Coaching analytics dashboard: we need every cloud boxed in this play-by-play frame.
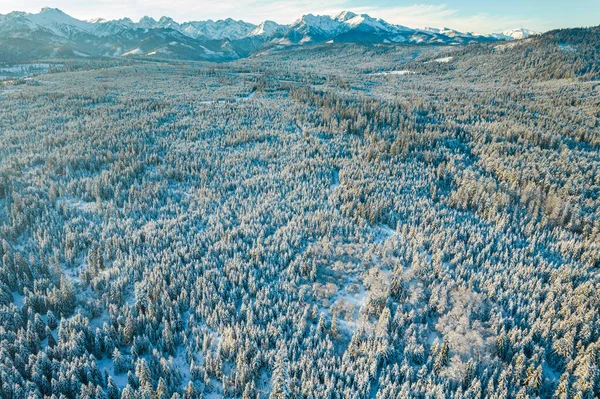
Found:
[350,4,546,33]
[0,0,549,32]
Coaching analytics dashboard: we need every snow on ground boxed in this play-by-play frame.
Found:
[542,361,560,382]
[200,46,216,55]
[40,329,59,350]
[200,91,255,105]
[0,63,57,81]
[427,330,441,345]
[330,169,340,191]
[64,265,82,284]
[374,224,397,243]
[11,291,25,307]
[238,91,255,101]
[171,346,194,385]
[336,282,367,306]
[199,99,226,105]
[57,196,98,213]
[0,84,22,94]
[257,369,272,397]
[494,42,521,51]
[122,48,143,56]
[0,63,51,74]
[89,309,110,329]
[371,70,413,76]
[204,379,225,399]
[434,56,453,63]
[96,357,128,388]
[559,43,576,52]
[328,280,368,332]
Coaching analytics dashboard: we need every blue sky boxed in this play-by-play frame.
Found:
[2,0,598,33]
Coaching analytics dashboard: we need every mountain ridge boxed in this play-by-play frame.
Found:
[0,7,541,62]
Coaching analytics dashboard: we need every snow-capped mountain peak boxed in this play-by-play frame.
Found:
[487,28,540,41]
[26,7,94,37]
[138,16,158,29]
[289,11,412,41]
[39,7,63,15]
[292,14,343,35]
[249,20,281,37]
[180,18,256,40]
[0,7,543,61]
[502,28,539,40]
[334,11,358,22]
[343,13,404,33]
[87,17,108,24]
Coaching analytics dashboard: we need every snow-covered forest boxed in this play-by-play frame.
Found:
[0,28,599,399]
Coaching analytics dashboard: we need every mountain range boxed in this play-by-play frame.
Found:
[0,7,540,62]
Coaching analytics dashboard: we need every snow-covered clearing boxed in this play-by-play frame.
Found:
[434,56,453,63]
[11,291,25,307]
[172,347,194,384]
[330,169,340,191]
[0,63,52,74]
[427,330,441,345]
[327,279,368,333]
[57,196,98,213]
[122,48,143,56]
[199,91,255,105]
[371,70,413,76]
[542,361,560,382]
[374,224,397,243]
[559,43,576,52]
[96,357,128,388]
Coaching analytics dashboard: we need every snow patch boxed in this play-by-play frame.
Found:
[427,330,441,345]
[371,70,413,76]
[122,48,143,56]
[330,169,340,191]
[559,43,576,52]
[374,224,397,243]
[96,357,128,388]
[171,347,193,386]
[199,91,255,105]
[11,291,25,307]
[57,196,98,213]
[542,361,560,382]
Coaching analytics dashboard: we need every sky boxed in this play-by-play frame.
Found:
[2,0,598,33]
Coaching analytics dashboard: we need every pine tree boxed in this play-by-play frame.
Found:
[330,315,339,338]
[156,377,169,399]
[270,351,290,399]
[107,377,119,399]
[135,358,152,388]
[242,381,256,399]
[183,381,199,399]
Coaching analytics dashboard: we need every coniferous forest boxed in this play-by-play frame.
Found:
[0,26,599,399]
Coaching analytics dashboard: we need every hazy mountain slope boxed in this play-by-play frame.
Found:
[492,28,540,40]
[425,25,600,82]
